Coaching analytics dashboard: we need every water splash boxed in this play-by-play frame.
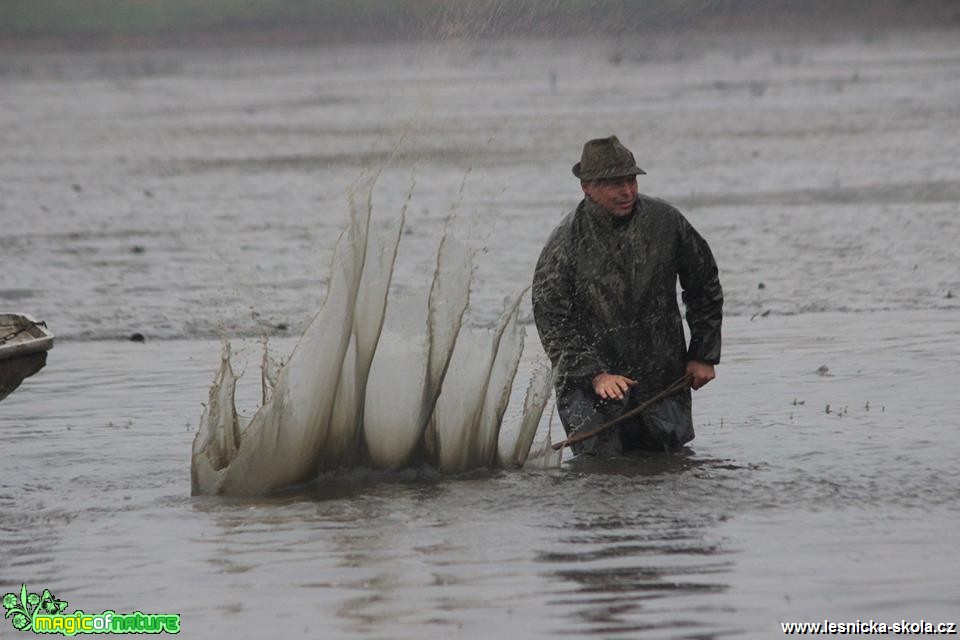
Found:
[191,179,553,496]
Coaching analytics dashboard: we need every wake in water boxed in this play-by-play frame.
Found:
[191,179,558,496]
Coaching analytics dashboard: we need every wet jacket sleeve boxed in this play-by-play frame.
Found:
[532,234,607,389]
[676,216,723,364]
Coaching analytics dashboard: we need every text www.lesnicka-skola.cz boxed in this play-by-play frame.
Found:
[781,620,957,635]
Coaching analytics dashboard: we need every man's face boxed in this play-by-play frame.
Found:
[581,175,638,216]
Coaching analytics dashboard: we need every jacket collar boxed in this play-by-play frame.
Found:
[582,197,639,230]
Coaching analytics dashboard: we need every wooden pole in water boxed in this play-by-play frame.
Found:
[551,373,693,450]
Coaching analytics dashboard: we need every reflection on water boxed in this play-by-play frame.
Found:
[194,450,749,638]
[563,448,744,477]
[541,454,739,637]
[543,516,733,637]
[182,457,743,638]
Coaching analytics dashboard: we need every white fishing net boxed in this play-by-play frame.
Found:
[191,180,555,496]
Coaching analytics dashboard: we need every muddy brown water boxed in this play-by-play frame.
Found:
[2,29,959,638]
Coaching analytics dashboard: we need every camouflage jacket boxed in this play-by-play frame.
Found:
[532,195,723,400]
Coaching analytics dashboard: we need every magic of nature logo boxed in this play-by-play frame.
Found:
[3,585,180,635]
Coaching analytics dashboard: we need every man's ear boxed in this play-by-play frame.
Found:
[581,180,591,197]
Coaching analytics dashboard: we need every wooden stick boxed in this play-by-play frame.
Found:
[551,373,692,450]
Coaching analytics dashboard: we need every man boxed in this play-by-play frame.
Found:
[532,135,722,455]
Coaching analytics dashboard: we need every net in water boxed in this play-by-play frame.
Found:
[191,182,555,496]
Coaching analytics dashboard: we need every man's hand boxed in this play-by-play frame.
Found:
[686,361,716,390]
[592,372,637,400]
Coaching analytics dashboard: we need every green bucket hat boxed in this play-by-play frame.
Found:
[572,135,646,180]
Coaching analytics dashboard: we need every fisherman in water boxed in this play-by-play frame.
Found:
[532,135,723,454]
